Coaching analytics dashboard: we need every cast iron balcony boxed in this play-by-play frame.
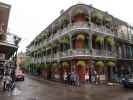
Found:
[92,49,116,58]
[60,49,91,58]
[0,33,20,47]
[48,21,114,43]
[90,23,114,36]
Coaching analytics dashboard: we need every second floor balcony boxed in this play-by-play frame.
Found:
[92,49,116,58]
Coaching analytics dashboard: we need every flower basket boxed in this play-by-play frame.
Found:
[62,36,69,44]
[106,36,114,46]
[76,61,86,67]
[96,36,104,45]
[92,9,103,23]
[61,16,69,28]
[106,61,115,67]
[95,61,104,68]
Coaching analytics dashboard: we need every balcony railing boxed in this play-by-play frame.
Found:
[49,22,89,42]
[33,48,117,63]
[92,49,116,57]
[49,21,114,42]
[0,33,19,46]
[60,49,91,58]
[90,23,114,35]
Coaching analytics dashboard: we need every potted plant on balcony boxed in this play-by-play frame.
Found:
[62,36,70,44]
[91,9,103,25]
[95,36,104,45]
[105,36,114,47]
[103,13,112,25]
[61,16,69,29]
[75,34,85,49]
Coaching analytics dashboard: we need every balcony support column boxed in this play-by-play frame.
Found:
[69,34,72,49]
[89,33,92,54]
[88,8,91,25]
[122,44,126,58]
[68,11,72,25]
[57,44,60,62]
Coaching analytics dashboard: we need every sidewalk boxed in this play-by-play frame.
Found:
[27,74,120,87]
[27,74,66,86]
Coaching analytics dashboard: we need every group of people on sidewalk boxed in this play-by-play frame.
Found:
[63,72,80,86]
[63,70,105,86]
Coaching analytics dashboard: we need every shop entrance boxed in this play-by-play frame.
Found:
[76,65,85,81]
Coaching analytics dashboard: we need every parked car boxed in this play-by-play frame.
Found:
[15,70,24,81]
[121,76,133,88]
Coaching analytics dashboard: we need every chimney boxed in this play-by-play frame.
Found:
[60,9,64,15]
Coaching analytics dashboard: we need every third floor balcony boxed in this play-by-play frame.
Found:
[48,21,114,43]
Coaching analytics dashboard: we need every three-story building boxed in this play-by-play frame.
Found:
[27,4,133,82]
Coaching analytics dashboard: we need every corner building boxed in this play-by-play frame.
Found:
[27,4,133,82]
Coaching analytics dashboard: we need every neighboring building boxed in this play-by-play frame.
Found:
[17,52,31,71]
[0,2,20,72]
[17,52,26,68]
[27,4,133,82]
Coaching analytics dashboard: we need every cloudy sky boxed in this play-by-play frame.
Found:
[1,0,133,52]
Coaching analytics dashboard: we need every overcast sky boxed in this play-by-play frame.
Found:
[0,0,133,52]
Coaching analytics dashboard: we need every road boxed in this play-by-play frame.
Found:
[0,75,133,100]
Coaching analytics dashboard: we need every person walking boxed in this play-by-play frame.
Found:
[85,72,89,83]
[91,70,97,84]
[63,72,67,84]
[70,72,74,85]
[75,73,80,87]
[66,72,71,85]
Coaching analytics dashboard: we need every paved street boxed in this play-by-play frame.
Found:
[0,76,133,100]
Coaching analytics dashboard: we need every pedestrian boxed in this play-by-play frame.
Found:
[63,72,67,84]
[70,72,75,86]
[75,73,80,87]
[91,70,97,84]
[85,72,89,83]
[66,72,71,85]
